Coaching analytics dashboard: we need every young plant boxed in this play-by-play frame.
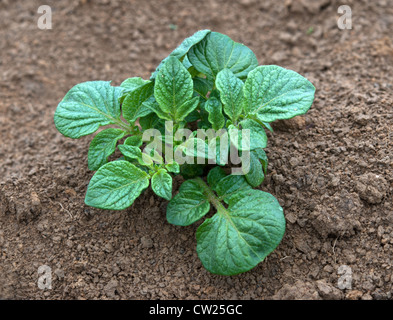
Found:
[54,30,315,275]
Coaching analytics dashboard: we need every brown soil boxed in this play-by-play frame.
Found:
[1,0,392,300]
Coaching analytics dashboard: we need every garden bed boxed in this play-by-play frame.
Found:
[0,0,392,299]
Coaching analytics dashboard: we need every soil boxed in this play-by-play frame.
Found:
[0,0,392,300]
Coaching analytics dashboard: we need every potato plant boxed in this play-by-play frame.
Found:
[54,30,315,275]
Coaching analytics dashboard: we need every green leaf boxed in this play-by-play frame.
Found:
[177,179,199,193]
[146,149,164,165]
[197,101,211,129]
[119,143,162,166]
[176,96,200,122]
[54,81,124,139]
[151,169,173,200]
[151,29,211,79]
[204,97,225,130]
[209,89,221,100]
[182,55,193,70]
[184,109,201,123]
[196,189,285,275]
[181,137,213,160]
[118,144,142,161]
[122,82,154,123]
[243,65,315,122]
[165,161,180,174]
[124,135,143,148]
[207,167,227,189]
[253,148,268,174]
[154,57,196,122]
[88,128,125,171]
[188,32,258,81]
[167,180,210,226]
[85,161,150,210]
[208,135,229,166]
[214,174,252,202]
[119,77,150,104]
[215,69,244,123]
[143,96,172,121]
[193,77,212,100]
[139,112,166,133]
[180,164,204,179]
[261,121,273,132]
[228,125,250,151]
[244,151,264,187]
[239,119,267,149]
[120,77,149,91]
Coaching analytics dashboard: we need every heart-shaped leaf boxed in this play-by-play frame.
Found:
[196,189,285,275]
[88,128,125,171]
[85,161,150,210]
[122,81,154,123]
[243,65,315,122]
[167,180,210,226]
[188,32,258,81]
[151,29,211,79]
[151,169,173,200]
[54,81,123,138]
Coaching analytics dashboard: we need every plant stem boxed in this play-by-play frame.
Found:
[195,177,226,214]
[247,114,264,125]
[115,119,133,134]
